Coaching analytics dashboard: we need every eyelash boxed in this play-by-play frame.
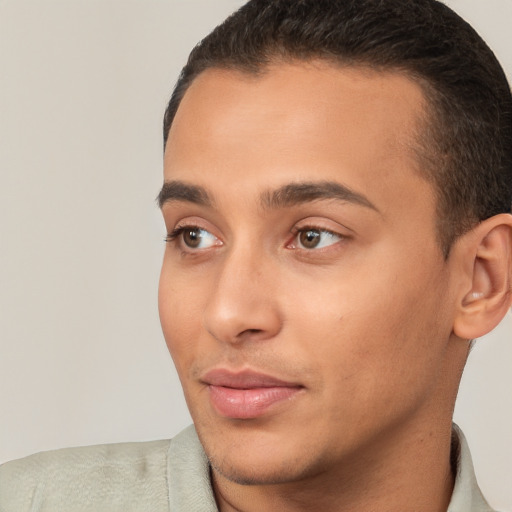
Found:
[164,226,189,243]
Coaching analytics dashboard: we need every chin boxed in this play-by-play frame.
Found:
[197,421,327,486]
[209,451,315,486]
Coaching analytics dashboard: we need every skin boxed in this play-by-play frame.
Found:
[158,61,508,511]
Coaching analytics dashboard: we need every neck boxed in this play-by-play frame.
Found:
[212,419,456,512]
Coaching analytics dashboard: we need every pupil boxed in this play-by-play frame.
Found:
[184,229,201,248]
[300,230,320,248]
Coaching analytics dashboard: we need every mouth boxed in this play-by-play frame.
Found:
[201,369,304,419]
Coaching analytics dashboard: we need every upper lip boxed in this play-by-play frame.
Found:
[201,369,302,389]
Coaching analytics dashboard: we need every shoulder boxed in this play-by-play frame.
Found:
[0,438,172,512]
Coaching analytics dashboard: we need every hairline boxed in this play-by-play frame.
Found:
[165,56,464,257]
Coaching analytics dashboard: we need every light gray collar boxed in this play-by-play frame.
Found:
[167,425,218,511]
[448,424,495,511]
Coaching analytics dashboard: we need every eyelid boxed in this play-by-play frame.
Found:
[166,216,218,238]
[291,217,351,237]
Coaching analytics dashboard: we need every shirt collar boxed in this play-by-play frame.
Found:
[448,424,495,511]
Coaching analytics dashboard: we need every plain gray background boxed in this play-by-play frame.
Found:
[0,1,511,509]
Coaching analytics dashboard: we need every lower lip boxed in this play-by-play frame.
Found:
[208,385,302,419]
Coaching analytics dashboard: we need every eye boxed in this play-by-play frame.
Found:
[166,226,221,250]
[292,228,343,250]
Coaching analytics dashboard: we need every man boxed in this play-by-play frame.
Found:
[1,0,511,510]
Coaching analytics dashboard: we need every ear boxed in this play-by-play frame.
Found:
[453,213,512,340]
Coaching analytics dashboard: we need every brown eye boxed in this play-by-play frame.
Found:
[295,228,342,250]
[299,229,321,249]
[170,226,220,250]
[183,228,202,248]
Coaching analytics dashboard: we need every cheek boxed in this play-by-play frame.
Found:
[284,247,452,396]
[158,265,204,370]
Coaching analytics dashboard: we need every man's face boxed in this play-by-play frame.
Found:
[159,62,460,484]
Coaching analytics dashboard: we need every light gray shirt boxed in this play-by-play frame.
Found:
[0,424,498,511]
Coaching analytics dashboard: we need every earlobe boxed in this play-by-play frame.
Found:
[453,214,512,340]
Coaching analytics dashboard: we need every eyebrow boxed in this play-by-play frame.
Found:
[261,181,378,212]
[157,181,212,209]
[157,179,378,212]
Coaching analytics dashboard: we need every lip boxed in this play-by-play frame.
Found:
[202,369,304,419]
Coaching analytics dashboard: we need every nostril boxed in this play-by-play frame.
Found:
[235,328,265,341]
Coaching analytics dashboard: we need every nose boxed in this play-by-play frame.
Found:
[202,246,282,345]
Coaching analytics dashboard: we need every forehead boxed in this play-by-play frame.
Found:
[164,61,434,220]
